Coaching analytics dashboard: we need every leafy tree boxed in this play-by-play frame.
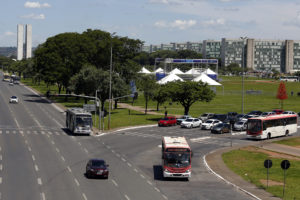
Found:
[276,81,288,109]
[137,74,157,114]
[152,84,169,111]
[167,81,215,115]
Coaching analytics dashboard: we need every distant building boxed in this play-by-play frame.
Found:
[17,24,32,60]
[17,24,24,60]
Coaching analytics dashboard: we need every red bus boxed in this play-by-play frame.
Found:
[162,136,192,179]
[247,114,298,139]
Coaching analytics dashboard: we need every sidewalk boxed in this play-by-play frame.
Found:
[205,139,300,200]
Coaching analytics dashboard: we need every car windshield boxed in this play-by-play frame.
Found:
[248,119,262,132]
[202,114,208,117]
[11,96,17,99]
[206,120,213,123]
[91,160,106,167]
[237,121,244,125]
[164,153,190,168]
[76,115,92,127]
[186,119,193,122]
[162,118,169,120]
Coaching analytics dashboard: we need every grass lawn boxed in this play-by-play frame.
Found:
[222,147,300,199]
[123,76,300,117]
[273,137,300,147]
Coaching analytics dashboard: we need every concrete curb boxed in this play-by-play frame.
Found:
[203,151,262,200]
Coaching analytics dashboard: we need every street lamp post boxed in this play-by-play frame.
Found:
[108,32,116,130]
[240,37,247,114]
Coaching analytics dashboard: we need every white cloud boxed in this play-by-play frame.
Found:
[154,19,197,30]
[24,1,51,8]
[4,31,15,36]
[203,18,226,26]
[21,13,45,20]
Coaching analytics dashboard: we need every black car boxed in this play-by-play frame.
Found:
[211,123,231,134]
[86,159,109,179]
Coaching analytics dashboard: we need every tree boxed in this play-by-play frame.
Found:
[167,81,215,115]
[276,81,288,109]
[152,84,169,111]
[137,74,157,114]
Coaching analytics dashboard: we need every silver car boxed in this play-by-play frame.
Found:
[233,120,247,131]
[201,119,222,130]
[9,96,19,103]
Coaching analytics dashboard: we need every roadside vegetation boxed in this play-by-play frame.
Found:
[273,137,300,147]
[222,147,300,199]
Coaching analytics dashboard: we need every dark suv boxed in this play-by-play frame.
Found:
[86,159,109,179]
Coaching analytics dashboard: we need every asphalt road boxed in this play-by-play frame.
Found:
[1,76,298,200]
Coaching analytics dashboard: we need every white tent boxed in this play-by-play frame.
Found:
[138,67,151,74]
[169,68,184,75]
[157,74,183,85]
[204,68,217,75]
[184,68,201,75]
[155,67,164,73]
[192,73,221,86]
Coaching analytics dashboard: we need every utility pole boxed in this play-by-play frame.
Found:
[108,32,116,130]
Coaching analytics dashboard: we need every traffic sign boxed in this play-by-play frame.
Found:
[264,159,273,168]
[83,104,96,112]
[281,160,290,170]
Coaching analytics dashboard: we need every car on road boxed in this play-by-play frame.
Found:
[158,116,177,126]
[198,113,214,122]
[86,159,109,179]
[233,120,248,131]
[272,109,284,114]
[282,111,296,115]
[261,112,276,117]
[181,118,202,128]
[211,123,231,134]
[9,96,18,103]
[201,119,222,130]
[176,115,192,125]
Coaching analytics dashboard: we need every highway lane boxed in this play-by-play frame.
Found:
[0,79,166,200]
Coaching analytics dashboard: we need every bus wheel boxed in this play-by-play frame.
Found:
[267,133,271,139]
[285,130,289,137]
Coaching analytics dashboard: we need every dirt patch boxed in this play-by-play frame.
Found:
[255,80,277,84]
[241,146,300,161]
[260,179,283,186]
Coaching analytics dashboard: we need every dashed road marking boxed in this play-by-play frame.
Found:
[124,194,130,200]
[162,194,168,199]
[154,187,160,192]
[0,177,2,184]
[40,192,46,200]
[32,155,36,161]
[84,148,88,153]
[121,158,126,162]
[51,141,55,145]
[61,156,65,161]
[116,154,120,157]
[74,178,80,186]
[67,166,72,172]
[37,178,42,185]
[56,148,60,153]
[28,147,32,152]
[112,179,118,187]
[140,174,145,179]
[34,165,39,171]
[0,165,2,171]
[127,162,132,167]
[147,180,153,185]
[134,168,138,173]
[82,193,88,200]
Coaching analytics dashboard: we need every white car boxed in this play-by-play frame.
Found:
[201,119,222,130]
[9,96,19,103]
[233,119,247,131]
[181,118,202,128]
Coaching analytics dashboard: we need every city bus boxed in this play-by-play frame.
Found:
[161,136,192,179]
[279,76,299,82]
[2,72,10,82]
[66,107,93,135]
[247,114,298,139]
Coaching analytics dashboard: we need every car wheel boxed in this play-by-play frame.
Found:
[267,133,271,140]
[285,130,289,137]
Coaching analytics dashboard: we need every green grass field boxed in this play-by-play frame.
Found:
[222,148,300,199]
[274,137,300,147]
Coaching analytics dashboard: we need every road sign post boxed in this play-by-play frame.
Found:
[281,160,290,198]
[264,159,273,188]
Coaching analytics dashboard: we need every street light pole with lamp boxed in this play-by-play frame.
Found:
[240,36,247,114]
[108,32,116,130]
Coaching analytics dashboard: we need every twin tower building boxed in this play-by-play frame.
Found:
[17,24,32,60]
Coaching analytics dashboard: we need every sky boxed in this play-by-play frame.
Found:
[1,0,300,47]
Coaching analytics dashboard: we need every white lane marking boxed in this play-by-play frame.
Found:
[0,164,2,171]
[0,155,2,160]
[37,178,42,185]
[190,136,211,142]
[56,148,60,153]
[61,156,65,161]
[154,187,160,192]
[0,147,1,151]
[40,192,46,200]
[106,145,111,149]
[74,178,80,186]
[28,147,32,152]
[32,155,36,161]
[134,168,138,173]
[14,119,20,128]
[0,177,2,184]
[78,142,82,146]
[111,179,118,187]
[5,130,9,134]
[48,131,52,135]
[34,119,42,128]
[51,141,55,145]
[111,150,115,153]
[55,132,60,136]
[140,174,145,179]
[35,165,39,171]
[127,162,132,167]
[13,130,16,134]
[82,193,88,200]
[20,130,24,134]
[162,194,168,199]
[67,166,72,172]
[47,134,50,138]
[0,130,2,134]
[121,158,126,162]
[116,154,120,157]
[41,131,45,135]
[124,195,130,200]
[147,180,153,185]
[84,148,88,153]
[25,140,28,144]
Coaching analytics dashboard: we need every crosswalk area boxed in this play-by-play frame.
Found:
[0,129,66,136]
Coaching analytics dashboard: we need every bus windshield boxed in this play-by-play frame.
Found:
[164,152,190,168]
[247,119,262,132]
[76,115,92,127]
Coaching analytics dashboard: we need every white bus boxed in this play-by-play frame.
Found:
[247,114,297,139]
[66,107,93,135]
[279,76,299,82]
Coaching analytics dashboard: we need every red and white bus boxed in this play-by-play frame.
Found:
[162,136,192,179]
[247,114,298,139]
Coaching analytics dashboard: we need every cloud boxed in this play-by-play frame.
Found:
[24,1,51,8]
[283,12,300,28]
[154,19,197,30]
[4,31,15,36]
[21,13,45,20]
[203,18,226,26]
